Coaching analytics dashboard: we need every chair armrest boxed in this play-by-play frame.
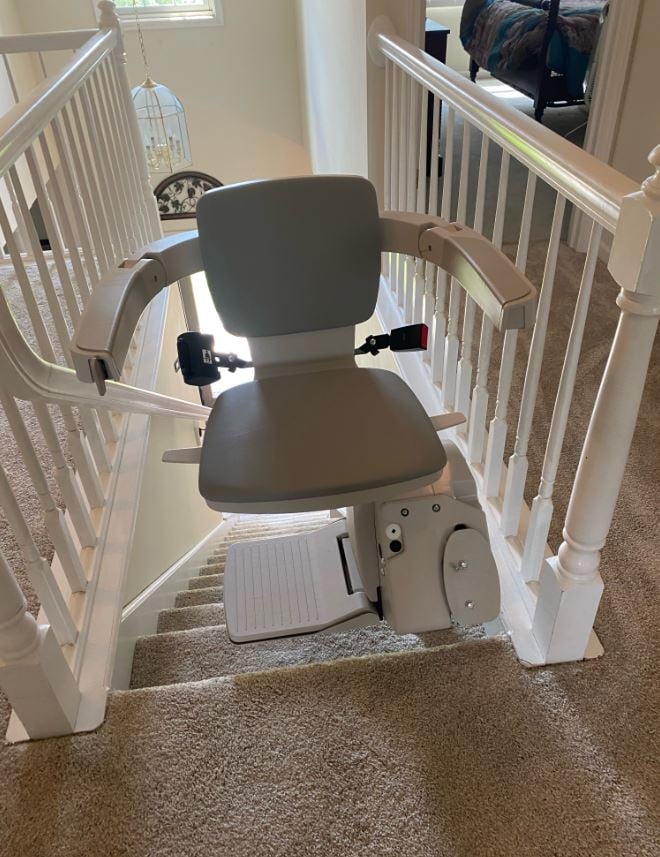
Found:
[71,231,203,392]
[379,212,537,330]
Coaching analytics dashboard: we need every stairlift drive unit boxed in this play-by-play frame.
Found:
[71,176,537,644]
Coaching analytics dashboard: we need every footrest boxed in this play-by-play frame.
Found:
[224,520,379,642]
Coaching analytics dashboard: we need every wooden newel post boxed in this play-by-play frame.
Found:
[0,552,80,739]
[97,0,161,239]
[532,147,660,663]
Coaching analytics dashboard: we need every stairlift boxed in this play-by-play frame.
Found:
[71,176,537,644]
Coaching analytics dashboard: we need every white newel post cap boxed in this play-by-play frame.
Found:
[608,146,660,299]
[97,0,120,29]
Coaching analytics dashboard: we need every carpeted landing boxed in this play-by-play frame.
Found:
[1,513,658,857]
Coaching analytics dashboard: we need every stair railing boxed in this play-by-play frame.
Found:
[0,2,209,741]
[369,22,659,665]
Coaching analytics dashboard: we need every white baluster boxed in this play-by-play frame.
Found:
[50,114,100,290]
[403,79,420,324]
[500,194,567,537]
[105,60,152,245]
[25,145,83,322]
[396,66,408,308]
[100,0,161,237]
[32,402,97,549]
[483,169,537,497]
[532,148,660,663]
[442,120,470,409]
[0,389,87,592]
[81,78,131,256]
[0,464,77,645]
[412,83,428,324]
[76,87,125,262]
[382,60,392,280]
[455,133,490,428]
[388,63,400,297]
[0,551,80,739]
[521,221,602,577]
[60,103,111,276]
[424,94,441,364]
[98,61,148,249]
[8,166,112,477]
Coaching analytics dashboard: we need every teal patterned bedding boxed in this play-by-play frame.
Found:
[460,0,605,98]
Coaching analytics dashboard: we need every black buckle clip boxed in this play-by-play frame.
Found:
[174,332,251,387]
[355,323,428,356]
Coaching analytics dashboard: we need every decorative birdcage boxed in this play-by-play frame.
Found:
[131,77,192,175]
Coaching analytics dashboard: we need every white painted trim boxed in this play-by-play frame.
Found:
[7,289,174,741]
[93,0,223,28]
[569,0,642,250]
[376,278,603,666]
[112,515,237,689]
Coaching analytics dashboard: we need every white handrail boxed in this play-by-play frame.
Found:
[0,293,209,421]
[0,29,116,180]
[375,32,637,233]
[0,30,98,54]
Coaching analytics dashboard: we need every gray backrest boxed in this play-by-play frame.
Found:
[196,175,382,337]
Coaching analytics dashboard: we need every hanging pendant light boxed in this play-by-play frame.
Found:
[130,2,192,175]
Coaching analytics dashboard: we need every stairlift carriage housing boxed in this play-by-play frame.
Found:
[71,176,537,643]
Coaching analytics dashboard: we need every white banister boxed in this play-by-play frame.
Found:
[532,152,660,662]
[371,21,658,666]
[0,29,116,179]
[0,550,80,739]
[375,32,637,232]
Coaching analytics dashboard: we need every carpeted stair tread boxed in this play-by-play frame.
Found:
[157,603,226,633]
[189,573,224,590]
[129,622,481,689]
[201,561,225,574]
[175,586,224,608]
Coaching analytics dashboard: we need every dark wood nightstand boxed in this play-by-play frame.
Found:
[425,19,450,176]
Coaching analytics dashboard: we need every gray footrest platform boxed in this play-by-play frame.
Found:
[224,520,379,642]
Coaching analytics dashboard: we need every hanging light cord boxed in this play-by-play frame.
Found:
[132,0,151,78]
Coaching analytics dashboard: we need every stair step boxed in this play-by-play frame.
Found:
[130,623,465,689]
[201,561,225,574]
[157,603,226,634]
[175,586,224,608]
[189,573,224,590]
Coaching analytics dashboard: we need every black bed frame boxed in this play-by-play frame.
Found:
[468,0,585,122]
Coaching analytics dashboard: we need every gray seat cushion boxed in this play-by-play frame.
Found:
[199,367,447,513]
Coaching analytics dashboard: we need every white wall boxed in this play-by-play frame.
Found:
[15,0,311,184]
[123,290,219,605]
[426,5,468,73]
[295,0,368,175]
[610,0,660,183]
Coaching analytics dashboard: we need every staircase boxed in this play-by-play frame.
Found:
[128,512,486,691]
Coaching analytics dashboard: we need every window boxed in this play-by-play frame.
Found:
[110,0,222,27]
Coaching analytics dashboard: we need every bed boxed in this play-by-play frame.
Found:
[460,0,606,121]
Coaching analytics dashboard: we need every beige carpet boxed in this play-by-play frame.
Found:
[0,239,658,856]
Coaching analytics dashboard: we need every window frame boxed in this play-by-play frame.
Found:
[97,0,223,29]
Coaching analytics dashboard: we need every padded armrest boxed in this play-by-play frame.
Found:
[380,212,537,330]
[71,231,203,392]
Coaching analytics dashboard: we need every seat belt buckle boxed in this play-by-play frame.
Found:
[389,323,428,352]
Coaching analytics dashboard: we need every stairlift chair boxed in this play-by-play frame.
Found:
[71,176,537,643]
